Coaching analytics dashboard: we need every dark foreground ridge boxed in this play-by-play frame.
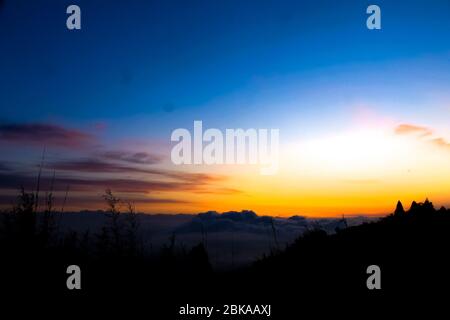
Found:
[1,191,449,315]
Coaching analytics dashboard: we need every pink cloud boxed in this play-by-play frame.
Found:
[395,123,450,149]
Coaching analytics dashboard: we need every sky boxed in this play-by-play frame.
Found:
[1,0,450,216]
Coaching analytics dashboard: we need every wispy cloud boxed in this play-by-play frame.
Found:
[395,124,432,137]
[49,158,165,176]
[0,169,236,195]
[0,123,93,148]
[0,122,239,210]
[395,123,450,150]
[47,158,227,184]
[101,150,162,165]
[430,137,450,149]
[0,172,189,193]
[192,187,243,195]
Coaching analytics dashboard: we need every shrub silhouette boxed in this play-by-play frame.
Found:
[0,186,214,293]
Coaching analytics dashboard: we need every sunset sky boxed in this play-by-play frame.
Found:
[1,0,450,216]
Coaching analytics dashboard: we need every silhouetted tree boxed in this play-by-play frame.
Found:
[423,198,434,213]
[102,189,123,255]
[409,201,420,214]
[395,200,405,216]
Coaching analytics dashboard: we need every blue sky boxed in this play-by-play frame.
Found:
[1,0,449,130]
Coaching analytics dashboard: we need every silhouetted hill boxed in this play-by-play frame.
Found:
[244,199,450,296]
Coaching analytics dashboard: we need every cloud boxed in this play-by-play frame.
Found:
[101,150,162,165]
[0,172,184,193]
[47,158,228,185]
[49,158,165,175]
[174,210,370,235]
[163,171,226,183]
[431,137,450,149]
[0,169,238,211]
[0,168,236,195]
[176,210,284,234]
[395,123,450,150]
[395,124,432,137]
[192,187,243,195]
[0,123,93,148]
[0,122,240,203]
